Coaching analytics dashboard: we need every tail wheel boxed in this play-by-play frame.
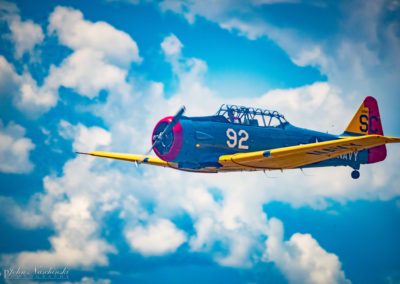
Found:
[351,170,360,179]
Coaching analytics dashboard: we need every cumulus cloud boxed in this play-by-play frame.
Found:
[159,0,247,25]
[8,18,44,59]
[48,6,141,67]
[252,82,346,133]
[161,34,183,56]
[0,196,45,229]
[13,46,132,116]
[1,123,119,268]
[264,218,350,284]
[13,196,116,268]
[0,0,44,59]
[0,7,55,116]
[45,48,132,99]
[0,5,141,117]
[0,120,35,174]
[0,56,58,116]
[59,120,112,151]
[15,72,59,115]
[61,277,111,284]
[0,55,20,99]
[21,5,140,114]
[125,218,187,256]
[76,278,111,284]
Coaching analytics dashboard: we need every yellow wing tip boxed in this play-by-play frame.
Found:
[387,137,400,143]
[75,151,91,155]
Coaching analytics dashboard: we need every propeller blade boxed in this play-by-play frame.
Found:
[144,145,155,156]
[158,106,186,138]
[170,106,186,127]
[144,106,186,156]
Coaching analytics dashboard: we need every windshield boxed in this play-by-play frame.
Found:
[216,105,288,128]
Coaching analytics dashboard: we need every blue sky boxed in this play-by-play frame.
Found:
[0,0,399,283]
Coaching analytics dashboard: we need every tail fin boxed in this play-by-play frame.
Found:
[344,96,386,163]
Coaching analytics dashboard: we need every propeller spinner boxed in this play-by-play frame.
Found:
[145,106,186,158]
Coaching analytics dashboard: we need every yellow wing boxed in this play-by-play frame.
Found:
[76,151,178,168]
[218,135,400,170]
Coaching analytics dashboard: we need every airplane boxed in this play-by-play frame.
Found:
[77,96,400,179]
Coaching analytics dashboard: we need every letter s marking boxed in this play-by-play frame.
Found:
[359,115,368,132]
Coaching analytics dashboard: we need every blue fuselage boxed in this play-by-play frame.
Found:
[171,116,367,170]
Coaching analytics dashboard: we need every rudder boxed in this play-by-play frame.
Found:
[344,96,386,163]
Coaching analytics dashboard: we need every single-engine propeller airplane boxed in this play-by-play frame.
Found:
[78,96,400,179]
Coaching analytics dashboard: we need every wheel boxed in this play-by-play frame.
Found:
[351,170,360,179]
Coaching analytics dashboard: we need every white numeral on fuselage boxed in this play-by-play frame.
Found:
[226,128,249,149]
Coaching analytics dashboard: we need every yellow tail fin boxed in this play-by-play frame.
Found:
[344,96,383,136]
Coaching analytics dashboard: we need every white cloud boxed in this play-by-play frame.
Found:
[61,277,111,284]
[159,0,246,25]
[8,18,44,59]
[45,48,132,99]
[14,196,116,268]
[161,34,183,56]
[13,46,132,116]
[264,218,350,284]
[253,82,347,133]
[14,5,140,116]
[252,0,299,4]
[0,0,44,59]
[1,123,118,268]
[0,0,18,16]
[292,46,328,69]
[124,218,187,256]
[0,5,141,117]
[59,120,112,152]
[0,12,54,116]
[158,34,218,116]
[48,6,141,67]
[76,278,111,284]
[15,72,58,115]
[0,58,57,116]
[0,55,20,98]
[219,18,272,40]
[0,55,57,116]
[0,120,35,174]
[0,196,45,229]
[215,234,258,268]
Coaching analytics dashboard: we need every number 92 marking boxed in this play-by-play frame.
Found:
[226,128,249,149]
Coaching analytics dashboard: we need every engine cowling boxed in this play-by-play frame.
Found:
[152,116,183,162]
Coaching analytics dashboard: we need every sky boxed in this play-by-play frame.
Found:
[0,0,399,283]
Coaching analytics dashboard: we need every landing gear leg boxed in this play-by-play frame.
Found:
[351,170,360,179]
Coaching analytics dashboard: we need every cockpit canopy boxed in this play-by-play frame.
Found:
[215,104,288,128]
